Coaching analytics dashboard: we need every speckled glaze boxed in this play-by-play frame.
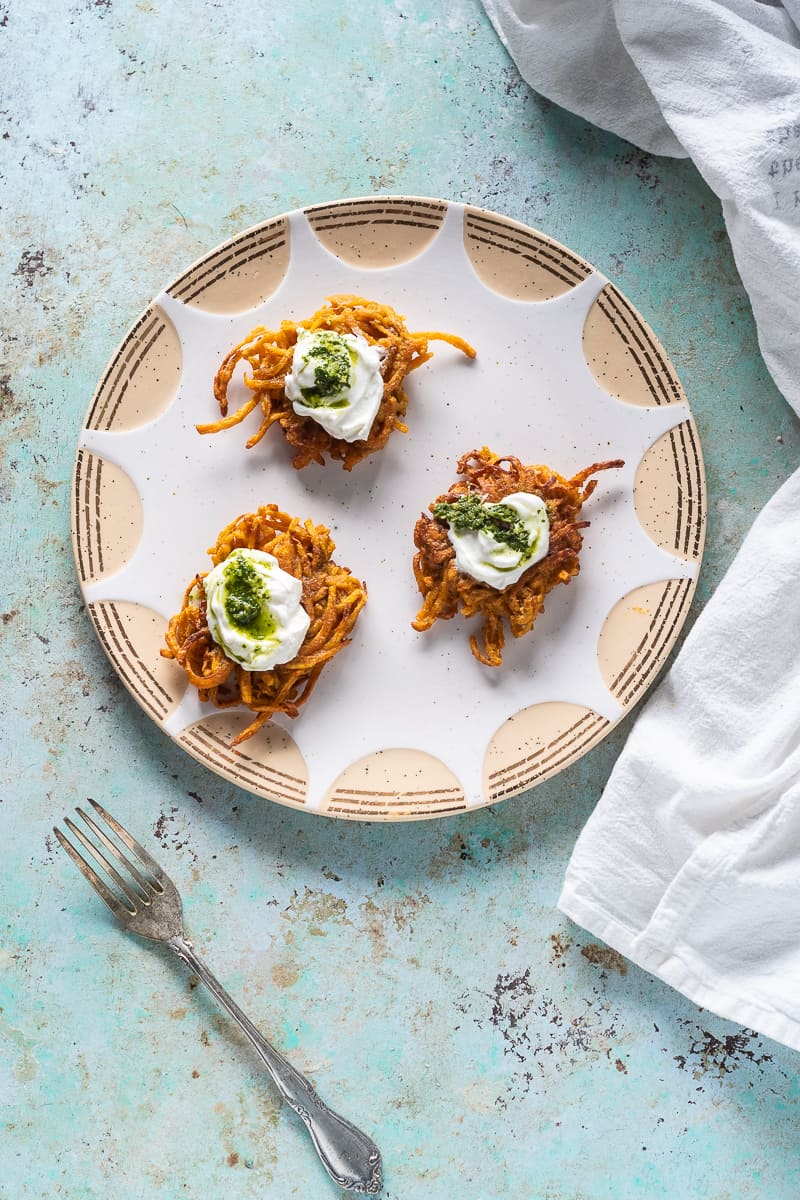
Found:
[3,2,800,1198]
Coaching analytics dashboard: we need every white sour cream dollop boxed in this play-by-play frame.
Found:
[285,328,385,443]
[204,548,310,671]
[447,492,550,590]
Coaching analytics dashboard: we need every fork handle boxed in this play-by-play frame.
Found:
[167,935,382,1194]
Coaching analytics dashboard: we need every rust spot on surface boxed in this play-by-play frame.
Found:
[191,1069,199,1078]
[200,1029,210,1047]
[549,932,573,966]
[270,962,299,989]
[615,1058,628,1074]
[227,1152,239,1167]
[428,832,475,876]
[581,943,628,975]
[672,1023,775,1081]
[467,964,624,1106]
[13,247,53,288]
[357,891,431,961]
[282,886,349,936]
[168,1007,187,1020]
[0,374,21,419]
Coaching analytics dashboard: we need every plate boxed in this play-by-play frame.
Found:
[71,196,705,821]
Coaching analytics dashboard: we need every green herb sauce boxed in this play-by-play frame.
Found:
[432,492,534,558]
[299,331,355,407]
[222,553,275,638]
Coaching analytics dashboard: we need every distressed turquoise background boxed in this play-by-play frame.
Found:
[2,2,800,1197]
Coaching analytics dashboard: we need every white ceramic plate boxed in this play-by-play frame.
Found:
[72,197,705,820]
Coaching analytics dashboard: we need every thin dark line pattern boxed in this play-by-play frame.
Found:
[464,216,589,288]
[169,221,287,298]
[617,579,692,708]
[179,731,306,806]
[90,603,169,723]
[488,711,603,784]
[684,419,705,558]
[177,239,288,306]
[309,218,441,234]
[180,735,307,806]
[333,785,463,798]
[93,455,104,575]
[103,601,176,709]
[465,213,591,277]
[328,804,466,818]
[328,793,466,809]
[183,726,307,802]
[88,310,161,430]
[73,450,88,582]
[103,318,167,431]
[488,719,611,801]
[199,725,306,791]
[609,580,677,694]
[306,198,446,220]
[671,432,690,552]
[465,231,583,289]
[608,286,683,405]
[82,449,96,579]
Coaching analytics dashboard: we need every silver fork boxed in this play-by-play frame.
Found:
[54,800,382,1194]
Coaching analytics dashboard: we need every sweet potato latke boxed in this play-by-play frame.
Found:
[162,506,367,744]
[412,447,624,667]
[198,294,475,470]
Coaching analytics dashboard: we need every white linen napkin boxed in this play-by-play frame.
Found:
[482,0,800,1050]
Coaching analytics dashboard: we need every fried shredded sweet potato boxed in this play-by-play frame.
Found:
[412,447,624,666]
[162,505,367,744]
[198,294,476,470]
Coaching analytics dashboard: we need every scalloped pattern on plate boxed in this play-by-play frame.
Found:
[72,196,705,821]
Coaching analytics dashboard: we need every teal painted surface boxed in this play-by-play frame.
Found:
[2,1,800,1197]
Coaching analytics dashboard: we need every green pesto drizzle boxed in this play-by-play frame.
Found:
[432,492,534,557]
[299,331,355,407]
[222,553,275,638]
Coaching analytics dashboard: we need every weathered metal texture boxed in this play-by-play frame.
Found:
[1,1,799,1198]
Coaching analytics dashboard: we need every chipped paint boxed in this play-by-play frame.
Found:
[671,1022,778,1083]
[580,942,629,976]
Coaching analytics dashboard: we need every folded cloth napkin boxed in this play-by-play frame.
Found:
[482,0,800,1050]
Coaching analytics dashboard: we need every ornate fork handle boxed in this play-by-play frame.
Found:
[168,935,382,1194]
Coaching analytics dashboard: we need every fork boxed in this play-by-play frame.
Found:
[54,800,382,1194]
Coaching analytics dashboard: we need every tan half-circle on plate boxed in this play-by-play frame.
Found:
[178,712,308,808]
[598,579,695,708]
[463,206,592,301]
[484,702,610,803]
[72,452,143,585]
[166,216,291,314]
[322,749,466,821]
[88,601,187,725]
[583,282,686,407]
[73,198,706,822]
[634,420,706,559]
[85,304,182,433]
[305,196,447,268]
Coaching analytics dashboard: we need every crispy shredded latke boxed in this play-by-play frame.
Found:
[162,506,367,745]
[198,294,476,470]
[412,447,625,667]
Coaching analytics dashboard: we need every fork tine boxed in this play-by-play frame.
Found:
[64,817,143,912]
[88,799,167,886]
[54,826,136,919]
[76,806,154,898]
